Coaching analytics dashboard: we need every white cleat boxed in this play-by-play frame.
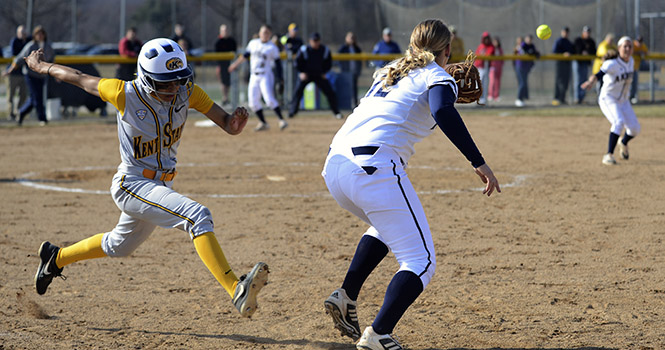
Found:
[602,153,617,165]
[356,326,403,350]
[618,140,629,160]
[254,122,270,132]
[278,119,288,130]
[232,262,270,318]
[324,288,361,340]
[334,113,344,120]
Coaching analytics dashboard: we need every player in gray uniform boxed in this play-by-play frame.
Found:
[322,19,500,350]
[27,38,269,318]
[581,36,640,165]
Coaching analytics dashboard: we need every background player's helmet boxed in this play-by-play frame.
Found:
[137,38,193,98]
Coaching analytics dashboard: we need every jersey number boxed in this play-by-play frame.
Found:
[365,76,402,98]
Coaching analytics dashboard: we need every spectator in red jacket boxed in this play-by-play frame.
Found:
[116,27,142,80]
[474,31,495,104]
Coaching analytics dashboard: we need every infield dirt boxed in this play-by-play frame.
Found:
[1,109,664,349]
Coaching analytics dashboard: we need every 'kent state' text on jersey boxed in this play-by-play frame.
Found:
[97,79,214,172]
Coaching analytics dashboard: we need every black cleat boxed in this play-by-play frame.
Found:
[34,241,64,295]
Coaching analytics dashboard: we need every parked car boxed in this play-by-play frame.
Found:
[86,43,119,55]
[51,42,93,55]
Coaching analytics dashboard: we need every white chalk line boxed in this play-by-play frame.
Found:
[12,163,529,199]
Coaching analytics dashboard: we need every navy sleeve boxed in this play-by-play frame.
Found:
[242,51,250,59]
[595,70,605,80]
[429,84,486,168]
[274,58,283,81]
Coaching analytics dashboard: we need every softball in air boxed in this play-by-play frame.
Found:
[536,24,551,40]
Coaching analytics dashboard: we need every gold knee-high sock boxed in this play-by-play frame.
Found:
[193,232,239,297]
[55,233,106,268]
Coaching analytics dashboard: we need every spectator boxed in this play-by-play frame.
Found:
[280,23,304,103]
[338,31,362,108]
[552,27,574,105]
[3,25,54,126]
[449,26,465,63]
[170,23,193,51]
[228,25,287,131]
[630,35,647,104]
[116,27,142,80]
[474,31,495,104]
[514,34,539,107]
[281,23,303,57]
[488,36,504,102]
[573,25,596,104]
[214,24,237,108]
[512,36,523,83]
[289,32,342,120]
[271,34,286,106]
[6,25,30,121]
[593,33,616,74]
[372,27,401,69]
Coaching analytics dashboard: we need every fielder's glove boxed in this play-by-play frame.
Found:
[444,50,483,104]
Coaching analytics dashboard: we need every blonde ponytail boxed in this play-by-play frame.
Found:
[375,19,451,89]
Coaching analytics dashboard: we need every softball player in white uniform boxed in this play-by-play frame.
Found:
[28,38,269,318]
[582,36,640,165]
[322,19,500,350]
[229,25,287,131]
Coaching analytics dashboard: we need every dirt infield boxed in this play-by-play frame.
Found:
[1,109,664,349]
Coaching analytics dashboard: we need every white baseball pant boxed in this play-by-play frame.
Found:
[599,96,641,136]
[248,72,279,112]
[322,145,437,288]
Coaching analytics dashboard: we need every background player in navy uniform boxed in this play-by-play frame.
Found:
[25,38,269,318]
[288,32,342,119]
[581,36,640,165]
[322,19,500,350]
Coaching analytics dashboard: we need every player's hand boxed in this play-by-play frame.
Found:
[226,107,249,135]
[299,72,308,81]
[581,79,594,91]
[474,163,501,197]
[25,49,46,74]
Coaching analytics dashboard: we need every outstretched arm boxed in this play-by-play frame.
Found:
[581,70,604,90]
[228,54,248,73]
[25,49,102,97]
[429,84,501,197]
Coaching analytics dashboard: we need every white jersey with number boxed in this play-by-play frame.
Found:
[245,38,280,75]
[329,61,457,164]
[599,56,634,102]
[244,38,281,111]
